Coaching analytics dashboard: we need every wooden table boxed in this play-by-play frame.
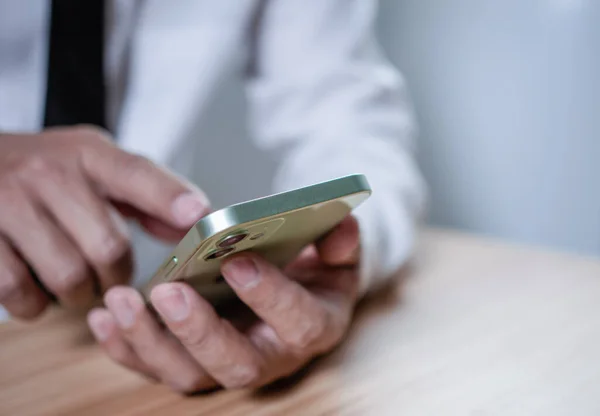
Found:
[1,229,600,416]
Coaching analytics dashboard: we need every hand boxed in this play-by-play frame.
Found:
[0,126,210,320]
[88,215,361,393]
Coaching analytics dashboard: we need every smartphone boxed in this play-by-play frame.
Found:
[140,174,371,305]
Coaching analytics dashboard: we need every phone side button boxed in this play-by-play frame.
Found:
[162,256,179,277]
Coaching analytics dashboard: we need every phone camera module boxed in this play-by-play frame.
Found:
[217,232,248,248]
[204,247,234,260]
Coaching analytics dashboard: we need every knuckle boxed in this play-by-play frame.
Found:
[251,290,281,313]
[90,231,130,265]
[52,258,90,294]
[118,153,153,176]
[285,318,327,351]
[13,156,72,190]
[0,268,28,302]
[19,155,60,179]
[112,153,161,189]
[72,124,111,142]
[222,364,262,389]
[168,304,220,348]
[177,324,212,349]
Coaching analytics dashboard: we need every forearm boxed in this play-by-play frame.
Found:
[244,0,426,294]
[269,134,426,296]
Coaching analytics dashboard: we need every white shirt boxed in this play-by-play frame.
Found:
[0,0,426,320]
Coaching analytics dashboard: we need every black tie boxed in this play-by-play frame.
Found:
[43,0,107,130]
[37,0,106,300]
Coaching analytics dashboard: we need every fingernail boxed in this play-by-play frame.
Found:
[109,294,136,329]
[222,258,260,289]
[172,192,209,226]
[152,286,189,322]
[88,311,112,342]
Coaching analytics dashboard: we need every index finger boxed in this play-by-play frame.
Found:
[82,146,210,228]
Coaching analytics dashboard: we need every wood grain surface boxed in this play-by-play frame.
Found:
[1,229,600,416]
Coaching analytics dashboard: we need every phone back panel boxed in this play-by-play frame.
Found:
[141,175,371,304]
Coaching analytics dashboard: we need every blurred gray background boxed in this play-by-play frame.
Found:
[191,0,600,257]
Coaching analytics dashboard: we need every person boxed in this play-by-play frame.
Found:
[0,1,426,392]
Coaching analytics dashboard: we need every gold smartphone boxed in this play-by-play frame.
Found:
[141,174,371,305]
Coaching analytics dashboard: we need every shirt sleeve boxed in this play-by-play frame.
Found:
[243,0,427,296]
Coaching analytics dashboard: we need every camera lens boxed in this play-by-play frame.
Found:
[204,247,234,260]
[217,232,248,248]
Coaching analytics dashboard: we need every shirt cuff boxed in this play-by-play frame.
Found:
[354,200,418,298]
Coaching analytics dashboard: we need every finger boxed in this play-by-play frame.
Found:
[112,201,189,242]
[221,254,340,354]
[151,283,265,389]
[0,192,95,308]
[317,215,360,266]
[104,287,215,393]
[87,308,158,380]
[112,202,190,242]
[138,215,190,241]
[284,244,320,273]
[0,238,49,319]
[245,323,319,385]
[82,146,210,229]
[32,173,133,291]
